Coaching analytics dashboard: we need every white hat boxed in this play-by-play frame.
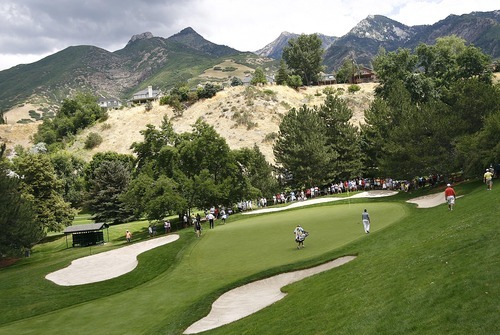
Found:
[447,183,451,187]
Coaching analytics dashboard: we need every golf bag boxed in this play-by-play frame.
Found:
[296,231,309,242]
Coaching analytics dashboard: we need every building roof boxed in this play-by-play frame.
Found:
[63,223,109,234]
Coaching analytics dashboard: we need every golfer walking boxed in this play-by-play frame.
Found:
[293,225,307,249]
[484,169,493,190]
[444,183,456,211]
[362,209,370,234]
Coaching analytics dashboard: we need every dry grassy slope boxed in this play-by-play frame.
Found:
[1,83,376,163]
[72,83,376,163]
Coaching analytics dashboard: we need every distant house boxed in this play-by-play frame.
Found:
[241,74,275,86]
[130,86,161,104]
[353,66,377,83]
[318,73,337,85]
[242,75,253,86]
[98,97,122,109]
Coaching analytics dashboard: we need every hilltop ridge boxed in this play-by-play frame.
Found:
[0,83,376,163]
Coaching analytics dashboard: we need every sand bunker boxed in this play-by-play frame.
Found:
[183,256,356,334]
[45,234,179,286]
[406,192,445,208]
[406,192,463,208]
[244,190,398,215]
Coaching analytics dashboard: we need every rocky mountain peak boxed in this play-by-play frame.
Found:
[348,15,413,42]
[127,32,154,45]
[256,31,336,58]
[177,27,198,35]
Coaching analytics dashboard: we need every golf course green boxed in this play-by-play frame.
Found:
[0,183,498,335]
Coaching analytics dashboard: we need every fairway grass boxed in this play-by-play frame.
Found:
[0,182,498,335]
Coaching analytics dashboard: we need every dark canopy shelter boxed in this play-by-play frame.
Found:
[63,223,110,248]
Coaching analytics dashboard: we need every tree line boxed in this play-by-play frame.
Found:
[270,34,498,185]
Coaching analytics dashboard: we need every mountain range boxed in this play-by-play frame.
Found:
[0,10,498,114]
[259,11,499,70]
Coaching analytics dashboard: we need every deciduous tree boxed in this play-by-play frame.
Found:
[282,34,324,85]
[0,149,43,256]
[50,151,86,207]
[251,67,267,85]
[14,153,74,232]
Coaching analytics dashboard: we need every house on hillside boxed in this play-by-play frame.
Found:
[241,74,275,86]
[130,86,161,104]
[352,66,377,83]
[318,73,337,85]
[98,97,122,109]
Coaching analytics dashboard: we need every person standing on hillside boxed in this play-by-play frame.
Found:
[361,209,370,234]
[207,212,215,229]
[444,183,456,211]
[194,218,202,237]
[484,169,493,190]
[125,230,132,242]
[164,220,171,234]
[148,225,153,237]
[220,209,227,224]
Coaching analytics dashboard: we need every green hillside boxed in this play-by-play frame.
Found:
[0,28,273,115]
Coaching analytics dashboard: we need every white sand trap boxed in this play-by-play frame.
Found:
[407,192,464,208]
[184,256,356,334]
[244,190,398,215]
[46,234,179,286]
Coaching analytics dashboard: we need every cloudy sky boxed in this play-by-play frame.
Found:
[0,0,498,71]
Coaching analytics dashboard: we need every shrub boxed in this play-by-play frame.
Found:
[198,83,222,99]
[348,84,361,93]
[232,109,256,129]
[231,77,243,86]
[263,89,275,96]
[28,110,42,120]
[263,132,278,143]
[17,118,34,124]
[280,101,291,110]
[287,75,303,90]
[84,132,103,149]
[322,86,335,95]
[159,95,170,106]
[99,111,109,122]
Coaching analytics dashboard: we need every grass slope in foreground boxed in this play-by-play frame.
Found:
[0,182,498,334]
[207,182,499,335]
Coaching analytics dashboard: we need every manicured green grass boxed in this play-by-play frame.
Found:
[0,182,498,335]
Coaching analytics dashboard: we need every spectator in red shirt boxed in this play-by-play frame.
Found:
[444,183,456,211]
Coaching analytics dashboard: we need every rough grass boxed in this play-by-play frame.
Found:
[0,182,498,335]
